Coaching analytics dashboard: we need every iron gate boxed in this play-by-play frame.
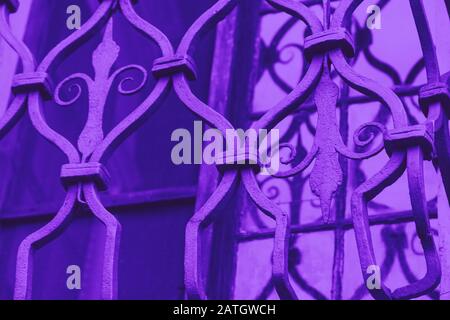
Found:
[0,0,449,300]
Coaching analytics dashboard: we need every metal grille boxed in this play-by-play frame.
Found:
[0,0,449,300]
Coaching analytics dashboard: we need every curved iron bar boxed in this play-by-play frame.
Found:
[91,0,173,163]
[331,0,440,300]
[1,0,445,301]
[263,17,304,93]
[0,3,34,139]
[256,239,329,300]
[261,7,343,95]
[268,0,405,228]
[264,0,442,300]
[0,1,84,300]
[175,0,324,300]
[252,115,311,227]
[409,0,450,204]
[396,228,439,300]
[14,0,115,300]
[14,186,78,299]
[173,0,245,300]
[83,182,121,300]
[13,0,174,299]
[262,0,426,167]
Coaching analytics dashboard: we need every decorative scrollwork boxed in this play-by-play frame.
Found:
[336,121,386,160]
[11,0,173,300]
[54,73,92,106]
[112,65,147,95]
[0,0,447,301]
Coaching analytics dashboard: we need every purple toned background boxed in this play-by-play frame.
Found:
[0,0,449,300]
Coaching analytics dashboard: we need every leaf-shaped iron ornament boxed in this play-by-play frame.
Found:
[266,0,442,300]
[309,70,343,223]
[329,0,441,300]
[173,0,324,300]
[55,20,148,161]
[13,0,173,300]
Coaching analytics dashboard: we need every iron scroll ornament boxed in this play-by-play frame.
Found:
[175,0,324,300]
[262,0,442,300]
[409,0,450,203]
[0,0,446,300]
[328,0,441,300]
[257,0,443,300]
[256,0,447,299]
[4,0,320,301]
[0,1,33,141]
[11,0,174,300]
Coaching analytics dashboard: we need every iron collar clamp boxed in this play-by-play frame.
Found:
[384,122,435,160]
[0,0,19,12]
[60,162,111,191]
[419,82,450,117]
[12,72,53,100]
[152,55,197,80]
[304,27,355,58]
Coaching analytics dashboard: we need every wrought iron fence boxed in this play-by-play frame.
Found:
[0,0,449,300]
